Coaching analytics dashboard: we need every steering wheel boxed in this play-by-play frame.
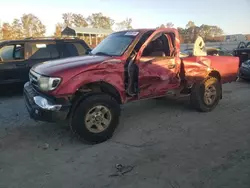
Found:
[0,56,3,62]
[246,42,250,48]
[238,42,246,49]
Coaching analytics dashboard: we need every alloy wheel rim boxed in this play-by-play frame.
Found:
[85,105,112,133]
[204,85,217,105]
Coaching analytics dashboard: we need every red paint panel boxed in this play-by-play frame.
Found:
[181,56,210,84]
[207,56,239,83]
[137,58,180,99]
[52,60,127,103]
[135,28,181,99]
[182,55,239,84]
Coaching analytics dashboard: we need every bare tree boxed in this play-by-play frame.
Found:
[2,23,12,40]
[54,23,64,37]
[87,13,114,29]
[166,22,174,28]
[21,14,46,37]
[186,21,195,29]
[62,13,74,27]
[11,19,23,39]
[72,14,88,27]
[62,13,88,27]
[115,18,133,31]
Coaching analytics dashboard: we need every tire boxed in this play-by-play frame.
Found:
[190,76,221,112]
[70,93,120,144]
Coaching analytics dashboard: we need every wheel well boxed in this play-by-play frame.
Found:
[73,81,122,104]
[67,81,122,121]
[209,70,221,82]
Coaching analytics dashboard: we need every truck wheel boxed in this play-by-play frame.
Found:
[190,77,221,112]
[70,94,120,144]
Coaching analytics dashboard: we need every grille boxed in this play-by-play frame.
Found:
[29,70,40,88]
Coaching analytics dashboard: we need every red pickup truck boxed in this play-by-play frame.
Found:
[24,28,239,143]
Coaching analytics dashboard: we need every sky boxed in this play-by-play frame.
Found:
[0,0,250,36]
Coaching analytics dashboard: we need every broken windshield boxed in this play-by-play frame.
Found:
[90,31,138,56]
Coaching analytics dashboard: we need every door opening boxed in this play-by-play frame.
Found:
[125,30,154,96]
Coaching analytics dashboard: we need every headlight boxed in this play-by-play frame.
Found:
[38,76,61,91]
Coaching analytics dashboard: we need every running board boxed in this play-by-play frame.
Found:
[165,86,190,98]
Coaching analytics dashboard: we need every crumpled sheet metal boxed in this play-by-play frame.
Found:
[182,55,239,84]
[55,59,127,103]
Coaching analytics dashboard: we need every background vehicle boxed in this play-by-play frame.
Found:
[233,41,250,66]
[180,51,189,57]
[182,46,233,56]
[182,48,193,56]
[206,46,233,56]
[0,37,91,84]
[239,59,250,81]
[24,28,239,144]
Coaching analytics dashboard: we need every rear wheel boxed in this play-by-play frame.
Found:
[70,94,120,144]
[190,77,221,112]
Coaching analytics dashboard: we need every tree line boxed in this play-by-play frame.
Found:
[0,13,224,44]
[0,13,133,40]
[158,21,224,43]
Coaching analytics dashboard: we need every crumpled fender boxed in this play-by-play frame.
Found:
[181,56,212,86]
[54,59,126,103]
[182,55,238,86]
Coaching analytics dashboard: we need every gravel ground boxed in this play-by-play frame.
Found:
[0,81,250,188]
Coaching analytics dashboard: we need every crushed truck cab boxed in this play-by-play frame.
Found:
[24,28,240,143]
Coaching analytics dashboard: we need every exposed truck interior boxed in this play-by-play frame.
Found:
[125,34,209,97]
[125,31,177,97]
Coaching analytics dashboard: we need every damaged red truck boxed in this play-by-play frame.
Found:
[24,28,239,143]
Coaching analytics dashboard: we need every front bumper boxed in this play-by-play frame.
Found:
[239,66,250,79]
[23,82,71,122]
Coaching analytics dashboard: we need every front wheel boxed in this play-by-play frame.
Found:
[70,93,120,144]
[190,77,221,112]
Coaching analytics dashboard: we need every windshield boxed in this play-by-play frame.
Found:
[90,31,137,56]
[246,42,250,48]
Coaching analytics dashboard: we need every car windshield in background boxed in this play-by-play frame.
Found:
[245,60,250,64]
[246,42,250,48]
[90,31,138,56]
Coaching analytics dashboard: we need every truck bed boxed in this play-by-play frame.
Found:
[182,56,239,84]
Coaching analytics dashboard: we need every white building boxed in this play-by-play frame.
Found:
[224,34,248,42]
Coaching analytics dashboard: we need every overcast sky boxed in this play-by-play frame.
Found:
[0,0,249,36]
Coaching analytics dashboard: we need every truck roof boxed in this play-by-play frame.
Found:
[113,28,178,35]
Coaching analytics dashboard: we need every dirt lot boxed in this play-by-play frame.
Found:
[0,81,250,188]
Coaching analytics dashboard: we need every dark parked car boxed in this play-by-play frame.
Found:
[234,41,250,66]
[239,59,250,80]
[206,47,233,56]
[0,37,91,84]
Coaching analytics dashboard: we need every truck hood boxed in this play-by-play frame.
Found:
[32,55,112,76]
